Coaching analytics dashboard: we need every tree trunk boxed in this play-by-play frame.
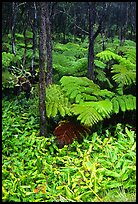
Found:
[22,27,27,68]
[45,2,53,86]
[88,2,96,81]
[31,2,37,78]
[39,2,47,137]
[11,2,17,55]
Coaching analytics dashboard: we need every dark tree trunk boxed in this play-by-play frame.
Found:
[87,2,110,80]
[88,2,96,81]
[45,2,53,86]
[39,2,47,137]
[101,32,105,51]
[22,27,27,68]
[31,2,37,78]
[119,3,126,46]
[11,2,18,55]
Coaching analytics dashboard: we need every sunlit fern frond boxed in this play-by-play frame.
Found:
[46,84,71,118]
[96,50,121,62]
[71,100,113,127]
[111,94,136,114]
[60,76,115,103]
[111,64,136,86]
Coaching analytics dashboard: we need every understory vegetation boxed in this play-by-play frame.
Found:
[2,97,136,202]
[2,4,136,200]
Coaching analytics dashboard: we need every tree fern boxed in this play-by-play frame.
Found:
[46,84,71,118]
[46,76,135,130]
[54,120,90,148]
[96,49,136,91]
[111,64,136,86]
[94,59,107,69]
[71,100,113,126]
[111,95,136,114]
[96,50,121,62]
[60,76,114,103]
[119,46,136,64]
[96,50,136,69]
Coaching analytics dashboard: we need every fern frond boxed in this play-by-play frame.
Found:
[96,89,115,99]
[71,100,112,126]
[96,50,136,71]
[54,120,90,148]
[111,64,136,85]
[60,76,115,103]
[96,50,121,62]
[111,95,136,114]
[60,76,101,103]
[72,104,103,126]
[46,84,70,118]
[94,59,106,69]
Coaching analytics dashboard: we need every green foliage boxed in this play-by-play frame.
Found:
[2,70,17,89]
[53,42,88,80]
[60,76,101,103]
[46,84,71,118]
[94,59,106,69]
[111,64,136,86]
[71,100,112,126]
[96,50,121,62]
[96,48,136,94]
[2,52,15,70]
[111,95,136,114]
[45,76,135,127]
[2,99,136,201]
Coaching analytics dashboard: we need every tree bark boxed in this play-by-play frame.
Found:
[22,27,27,68]
[39,2,47,137]
[31,2,37,78]
[45,2,53,86]
[88,2,96,81]
[11,2,18,55]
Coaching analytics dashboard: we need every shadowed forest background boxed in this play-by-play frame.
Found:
[2,2,136,202]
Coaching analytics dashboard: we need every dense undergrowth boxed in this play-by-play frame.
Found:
[2,33,136,202]
[2,97,136,202]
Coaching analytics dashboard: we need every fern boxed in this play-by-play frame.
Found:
[71,100,113,126]
[96,49,136,91]
[111,64,136,86]
[46,84,71,118]
[94,59,106,69]
[96,50,121,62]
[60,76,115,103]
[60,76,101,103]
[54,120,90,148]
[96,50,136,69]
[119,46,136,64]
[46,76,135,131]
[53,41,88,78]
[111,95,136,114]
